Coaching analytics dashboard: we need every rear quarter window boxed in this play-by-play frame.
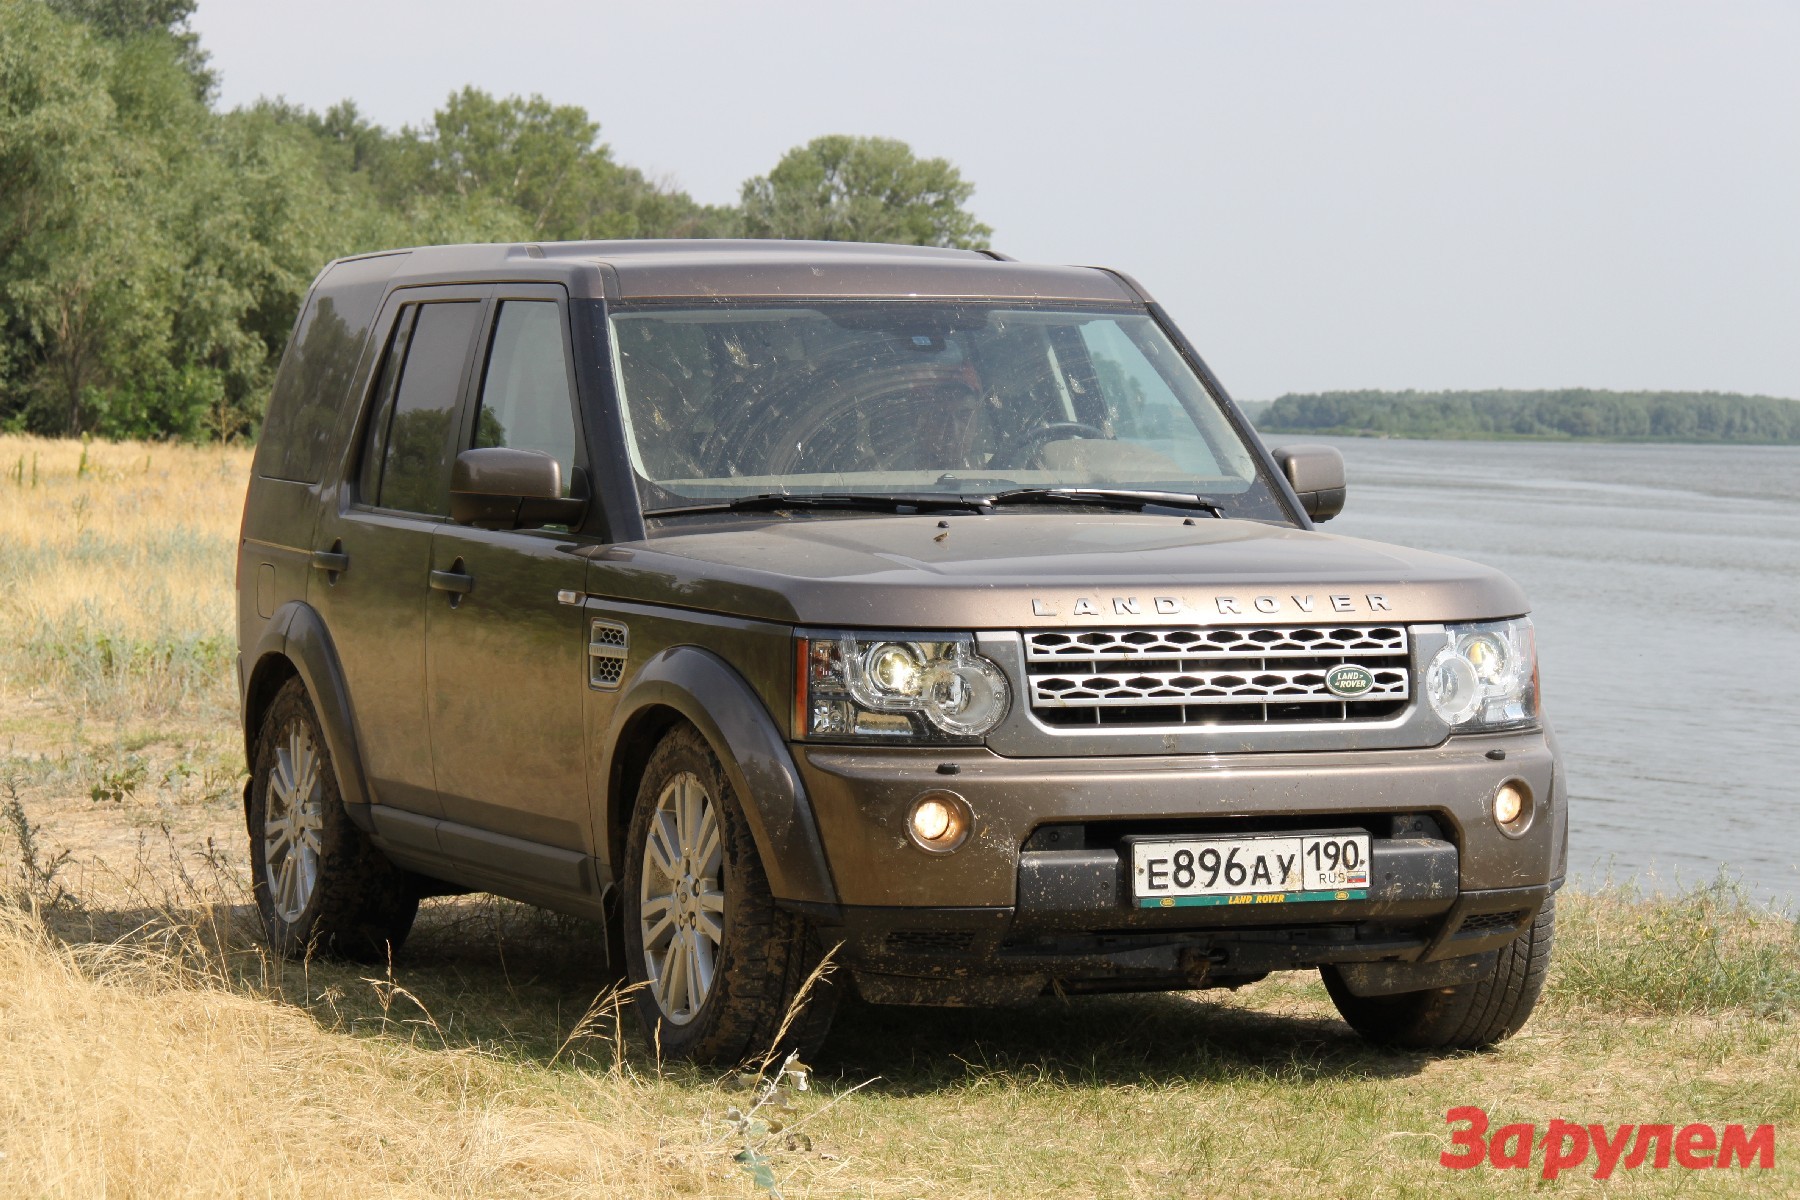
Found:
[256,253,407,483]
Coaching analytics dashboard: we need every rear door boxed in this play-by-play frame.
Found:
[309,287,487,818]
[425,286,596,863]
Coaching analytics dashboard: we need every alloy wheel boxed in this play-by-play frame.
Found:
[638,771,726,1023]
[264,723,324,923]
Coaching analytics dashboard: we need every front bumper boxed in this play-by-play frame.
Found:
[790,728,1565,1000]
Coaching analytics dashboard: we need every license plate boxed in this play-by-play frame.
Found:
[1130,833,1372,908]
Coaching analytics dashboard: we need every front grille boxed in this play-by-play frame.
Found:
[1023,625,1411,728]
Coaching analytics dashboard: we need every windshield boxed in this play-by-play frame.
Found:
[603,301,1287,520]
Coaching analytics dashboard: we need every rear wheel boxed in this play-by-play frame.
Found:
[621,726,837,1064]
[1322,899,1555,1051]
[248,678,418,961]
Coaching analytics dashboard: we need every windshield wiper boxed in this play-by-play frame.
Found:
[982,487,1226,517]
[646,492,989,518]
[648,488,1227,519]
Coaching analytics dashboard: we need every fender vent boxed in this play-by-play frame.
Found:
[589,618,628,690]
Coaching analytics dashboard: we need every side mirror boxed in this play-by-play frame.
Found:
[1271,444,1347,522]
[450,447,587,530]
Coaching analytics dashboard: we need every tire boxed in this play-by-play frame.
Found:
[248,678,418,962]
[1322,898,1555,1051]
[620,726,837,1064]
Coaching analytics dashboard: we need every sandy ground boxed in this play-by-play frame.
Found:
[1,697,245,908]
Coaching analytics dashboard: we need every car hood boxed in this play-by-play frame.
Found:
[581,513,1528,628]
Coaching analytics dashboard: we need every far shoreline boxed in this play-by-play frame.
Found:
[1241,388,1800,446]
[1248,427,1800,447]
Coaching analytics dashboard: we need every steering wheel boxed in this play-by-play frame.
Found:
[740,364,982,477]
[987,421,1107,470]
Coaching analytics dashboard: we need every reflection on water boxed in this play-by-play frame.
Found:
[1293,436,1800,909]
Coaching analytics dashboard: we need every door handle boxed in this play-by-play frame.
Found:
[428,569,474,595]
[310,549,349,573]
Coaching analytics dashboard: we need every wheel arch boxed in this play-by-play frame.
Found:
[241,601,373,822]
[602,646,837,908]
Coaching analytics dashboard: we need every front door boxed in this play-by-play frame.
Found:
[426,289,594,856]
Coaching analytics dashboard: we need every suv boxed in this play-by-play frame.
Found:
[238,240,1564,1062]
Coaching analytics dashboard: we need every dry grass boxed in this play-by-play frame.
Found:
[0,433,248,721]
[0,907,710,1198]
[2,436,1796,1197]
[3,872,1795,1199]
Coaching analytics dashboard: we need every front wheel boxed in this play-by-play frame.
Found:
[1322,899,1555,1051]
[621,726,836,1064]
[248,678,418,961]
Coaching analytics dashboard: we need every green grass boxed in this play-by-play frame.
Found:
[1552,878,1800,1017]
[20,613,234,717]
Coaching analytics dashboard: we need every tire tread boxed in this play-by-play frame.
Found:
[1323,898,1555,1051]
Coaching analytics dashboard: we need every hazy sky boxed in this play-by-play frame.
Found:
[190,1,1799,401]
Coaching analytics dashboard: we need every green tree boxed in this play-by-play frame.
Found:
[380,88,735,243]
[43,0,212,96]
[0,0,169,434]
[739,135,991,248]
[0,0,340,438]
[2,3,997,442]
[214,104,397,366]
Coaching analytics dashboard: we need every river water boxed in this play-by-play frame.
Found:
[1289,436,1800,910]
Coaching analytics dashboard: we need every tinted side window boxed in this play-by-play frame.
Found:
[375,301,482,515]
[473,301,579,495]
[358,307,414,502]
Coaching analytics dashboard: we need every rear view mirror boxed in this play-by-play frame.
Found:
[450,447,587,530]
[1271,444,1347,522]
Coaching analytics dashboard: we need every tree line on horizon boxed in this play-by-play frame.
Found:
[1254,389,1800,444]
[0,0,991,442]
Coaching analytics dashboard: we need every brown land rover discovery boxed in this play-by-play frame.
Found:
[237,240,1564,1062]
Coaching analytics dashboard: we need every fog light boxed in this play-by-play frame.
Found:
[1493,781,1530,833]
[907,790,972,854]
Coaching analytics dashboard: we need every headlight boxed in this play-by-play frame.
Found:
[797,632,1011,742]
[1427,618,1537,731]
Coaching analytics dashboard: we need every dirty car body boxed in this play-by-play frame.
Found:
[237,240,1565,1057]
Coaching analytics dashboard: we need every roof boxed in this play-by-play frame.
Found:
[327,239,1148,304]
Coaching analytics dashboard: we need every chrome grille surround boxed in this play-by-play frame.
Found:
[1026,625,1408,662]
[1023,625,1411,725]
